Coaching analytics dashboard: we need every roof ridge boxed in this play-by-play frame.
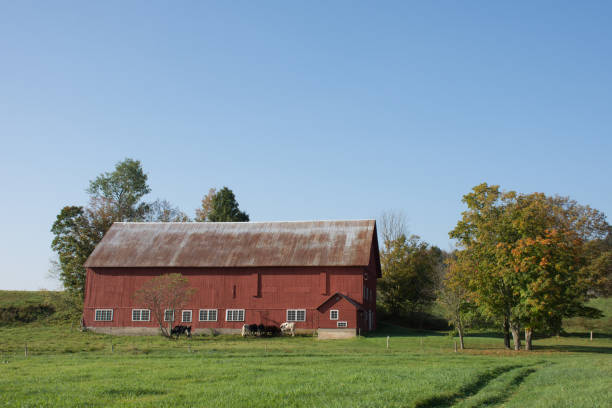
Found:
[116,219,375,224]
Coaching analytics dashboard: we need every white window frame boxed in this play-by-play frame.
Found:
[182,310,192,323]
[132,309,150,322]
[337,321,348,328]
[330,310,339,320]
[286,309,306,322]
[95,309,113,321]
[199,309,218,322]
[225,309,245,322]
[164,309,174,322]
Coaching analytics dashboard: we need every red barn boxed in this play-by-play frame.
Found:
[83,220,380,339]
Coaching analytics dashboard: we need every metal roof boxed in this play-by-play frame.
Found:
[84,220,377,268]
[317,293,364,310]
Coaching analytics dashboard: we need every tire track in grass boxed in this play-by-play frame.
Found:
[452,365,542,407]
[413,365,521,408]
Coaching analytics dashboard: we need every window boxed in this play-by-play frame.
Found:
[287,309,306,322]
[199,309,217,321]
[330,310,339,320]
[226,309,245,321]
[182,310,192,323]
[337,321,348,328]
[95,309,113,321]
[164,309,174,322]
[132,309,150,321]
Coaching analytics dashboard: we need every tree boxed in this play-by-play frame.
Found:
[52,159,187,297]
[145,199,190,222]
[133,274,195,337]
[195,188,217,221]
[87,158,151,222]
[450,183,609,350]
[207,187,249,222]
[50,206,98,298]
[378,234,442,318]
[379,210,409,245]
[438,255,478,350]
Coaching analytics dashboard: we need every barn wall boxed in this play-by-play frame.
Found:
[83,266,366,331]
[316,296,359,329]
[363,238,380,330]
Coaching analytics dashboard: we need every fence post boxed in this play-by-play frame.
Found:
[590,331,593,341]
[386,336,389,349]
[454,341,457,352]
[24,343,28,358]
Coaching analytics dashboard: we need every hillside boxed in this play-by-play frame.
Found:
[0,290,78,324]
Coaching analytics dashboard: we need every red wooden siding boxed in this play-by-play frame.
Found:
[83,266,368,330]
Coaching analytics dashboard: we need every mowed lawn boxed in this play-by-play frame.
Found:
[0,323,610,408]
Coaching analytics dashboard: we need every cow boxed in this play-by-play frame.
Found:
[171,325,191,338]
[280,322,295,337]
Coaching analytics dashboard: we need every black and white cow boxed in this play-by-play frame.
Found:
[171,325,192,338]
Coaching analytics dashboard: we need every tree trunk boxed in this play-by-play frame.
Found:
[503,316,511,349]
[457,321,465,350]
[524,327,533,351]
[510,321,521,351]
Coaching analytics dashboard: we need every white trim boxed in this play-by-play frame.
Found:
[286,309,306,322]
[94,309,113,321]
[337,321,348,328]
[330,309,339,320]
[164,309,174,322]
[199,309,218,322]
[226,309,245,322]
[182,310,192,323]
[132,309,150,322]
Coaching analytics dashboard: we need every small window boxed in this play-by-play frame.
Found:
[287,309,306,322]
[164,309,174,322]
[182,310,192,323]
[330,310,339,320]
[226,309,245,322]
[337,321,348,328]
[95,309,113,321]
[132,309,150,322]
[199,309,217,321]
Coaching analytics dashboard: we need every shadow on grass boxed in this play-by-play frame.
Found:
[366,322,447,338]
[535,344,612,354]
[559,331,612,340]
[413,365,521,408]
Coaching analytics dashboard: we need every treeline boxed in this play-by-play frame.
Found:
[51,158,250,299]
[378,184,612,351]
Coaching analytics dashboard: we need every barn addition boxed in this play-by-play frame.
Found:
[82,220,380,338]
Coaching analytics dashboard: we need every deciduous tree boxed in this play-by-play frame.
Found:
[378,234,442,317]
[133,274,195,337]
[195,188,217,222]
[450,183,609,350]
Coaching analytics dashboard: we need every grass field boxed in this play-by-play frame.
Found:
[0,321,610,408]
[1,291,611,407]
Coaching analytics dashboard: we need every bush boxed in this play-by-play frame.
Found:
[0,304,55,324]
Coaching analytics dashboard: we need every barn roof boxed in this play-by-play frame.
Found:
[84,220,378,268]
[317,293,364,311]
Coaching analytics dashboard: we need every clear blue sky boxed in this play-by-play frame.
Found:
[1,1,610,290]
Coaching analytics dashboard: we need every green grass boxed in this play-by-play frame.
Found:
[0,290,57,308]
[564,297,612,335]
[0,321,610,407]
[1,291,610,407]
